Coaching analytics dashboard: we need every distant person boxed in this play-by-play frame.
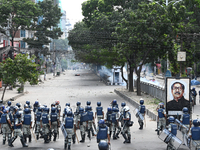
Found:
[167,82,190,113]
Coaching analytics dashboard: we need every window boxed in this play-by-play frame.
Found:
[20,41,26,48]
[20,30,26,37]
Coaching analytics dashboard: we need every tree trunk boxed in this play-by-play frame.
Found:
[128,66,134,92]
[120,66,128,89]
[137,72,141,96]
[1,85,7,101]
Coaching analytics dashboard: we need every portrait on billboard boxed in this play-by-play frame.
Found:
[166,78,190,116]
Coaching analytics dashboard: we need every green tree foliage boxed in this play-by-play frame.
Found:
[0,0,40,47]
[24,0,63,51]
[54,39,69,51]
[0,54,39,100]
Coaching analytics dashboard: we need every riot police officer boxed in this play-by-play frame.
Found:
[77,107,88,143]
[111,107,121,139]
[1,108,12,145]
[9,112,28,147]
[180,107,191,143]
[16,103,22,111]
[104,107,112,137]
[96,119,110,144]
[157,103,166,135]
[63,103,72,120]
[41,107,51,143]
[7,101,14,113]
[22,108,32,143]
[191,87,197,105]
[111,99,118,108]
[87,106,94,140]
[64,111,75,150]
[85,101,91,112]
[138,98,145,130]
[74,101,81,126]
[167,116,178,150]
[50,107,59,141]
[95,102,104,124]
[189,119,200,148]
[98,140,109,150]
[55,100,61,118]
[33,101,39,114]
[121,106,131,144]
[35,106,43,140]
[119,102,126,128]
[26,101,32,111]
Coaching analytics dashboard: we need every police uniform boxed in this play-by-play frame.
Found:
[97,123,109,143]
[9,113,28,147]
[167,117,178,149]
[188,120,200,149]
[78,108,88,143]
[64,112,75,150]
[50,108,59,141]
[1,109,12,145]
[74,104,81,126]
[41,108,51,143]
[180,112,191,143]
[35,107,43,140]
[157,108,166,131]
[111,107,121,139]
[87,107,94,140]
[104,108,112,137]
[121,108,131,143]
[96,106,104,123]
[138,104,145,130]
[22,109,33,143]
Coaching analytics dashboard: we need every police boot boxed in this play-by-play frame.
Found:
[49,133,52,141]
[9,137,17,147]
[91,127,95,136]
[113,131,117,140]
[44,135,49,143]
[141,122,143,129]
[80,134,85,143]
[87,129,91,140]
[36,134,39,140]
[157,129,160,135]
[29,135,31,143]
[122,133,128,144]
[109,131,112,137]
[72,134,76,144]
[127,135,131,143]
[116,132,120,138]
[20,137,28,147]
[53,133,57,141]
[3,139,6,145]
[68,145,71,150]
[40,131,44,138]
[23,134,27,143]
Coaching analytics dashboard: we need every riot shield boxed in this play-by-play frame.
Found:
[190,140,200,150]
[159,129,182,149]
[175,119,189,132]
[134,108,144,121]
[61,123,68,139]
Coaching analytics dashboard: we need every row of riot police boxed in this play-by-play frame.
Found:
[155,102,200,150]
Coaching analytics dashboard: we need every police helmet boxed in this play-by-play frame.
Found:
[66,103,70,107]
[67,111,73,117]
[7,101,11,106]
[193,119,199,127]
[192,87,195,90]
[121,102,126,107]
[24,108,30,114]
[16,103,21,108]
[124,106,130,112]
[16,112,21,118]
[99,119,105,125]
[86,101,91,106]
[76,101,81,106]
[168,116,175,123]
[98,140,109,150]
[44,107,49,113]
[140,98,144,105]
[40,106,45,111]
[13,106,18,111]
[0,105,5,110]
[97,102,101,106]
[113,99,117,105]
[24,104,28,109]
[79,107,84,113]
[182,107,188,113]
[87,106,92,111]
[107,107,112,112]
[51,107,56,113]
[38,107,42,112]
[43,105,47,108]
[51,103,55,107]
[26,101,30,105]
[34,101,39,106]
[3,109,7,113]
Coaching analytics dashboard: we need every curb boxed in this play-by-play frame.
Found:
[2,91,29,104]
[114,89,158,121]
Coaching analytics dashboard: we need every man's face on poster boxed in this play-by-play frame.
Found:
[171,83,184,101]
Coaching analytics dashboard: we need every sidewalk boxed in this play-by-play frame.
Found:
[0,73,55,104]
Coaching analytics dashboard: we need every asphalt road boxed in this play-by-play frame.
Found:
[0,69,189,150]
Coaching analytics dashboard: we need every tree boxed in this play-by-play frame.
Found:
[0,0,40,51]
[54,39,69,51]
[0,54,40,101]
[24,0,63,54]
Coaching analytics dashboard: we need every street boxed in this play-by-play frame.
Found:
[0,69,189,150]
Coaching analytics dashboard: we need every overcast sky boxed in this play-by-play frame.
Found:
[61,0,87,28]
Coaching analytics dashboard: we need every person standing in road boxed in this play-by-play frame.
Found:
[157,103,166,135]
[95,102,104,124]
[9,112,28,147]
[188,119,200,149]
[50,107,60,141]
[121,106,131,144]
[74,102,81,126]
[104,107,112,137]
[22,108,32,143]
[41,107,51,143]
[87,106,94,140]
[138,98,145,130]
[35,107,43,140]
[96,119,110,145]
[63,111,75,150]
[1,108,12,145]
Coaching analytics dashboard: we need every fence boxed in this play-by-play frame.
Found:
[134,80,165,103]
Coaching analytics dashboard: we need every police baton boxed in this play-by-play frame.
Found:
[31,128,37,142]
[75,132,79,143]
